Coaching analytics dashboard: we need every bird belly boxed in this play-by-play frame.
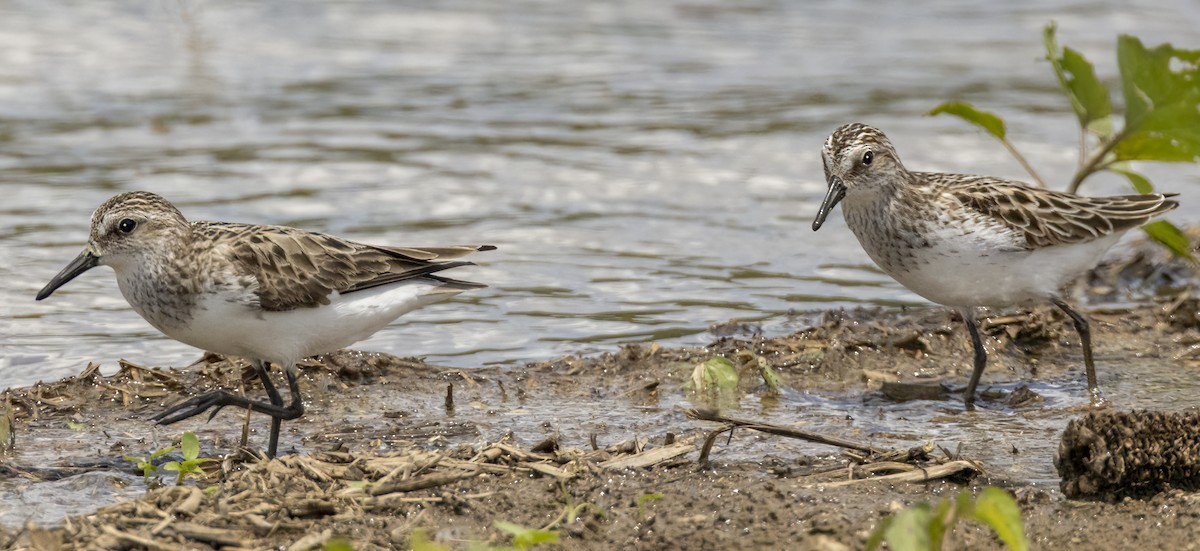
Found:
[151,280,459,365]
[882,236,1120,307]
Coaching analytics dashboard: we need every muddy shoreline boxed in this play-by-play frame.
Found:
[3,242,1200,550]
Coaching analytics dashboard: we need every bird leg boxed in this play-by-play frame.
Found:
[1052,298,1104,406]
[255,361,284,458]
[151,361,304,458]
[960,308,987,409]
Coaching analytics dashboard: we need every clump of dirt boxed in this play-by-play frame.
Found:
[1057,410,1200,500]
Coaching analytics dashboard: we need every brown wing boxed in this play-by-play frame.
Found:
[196,222,492,311]
[931,174,1179,248]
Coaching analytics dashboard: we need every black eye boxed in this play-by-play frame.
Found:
[118,218,137,234]
[862,151,874,166]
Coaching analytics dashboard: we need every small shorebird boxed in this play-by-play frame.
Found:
[37,191,493,456]
[812,123,1178,407]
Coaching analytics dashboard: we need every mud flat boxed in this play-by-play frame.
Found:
[2,242,1200,549]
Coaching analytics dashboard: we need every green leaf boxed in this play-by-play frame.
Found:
[150,446,175,459]
[1108,165,1154,194]
[181,431,200,461]
[67,421,86,431]
[322,538,355,551]
[494,521,560,549]
[686,357,740,395]
[882,503,933,551]
[759,363,782,392]
[1044,23,1113,130]
[162,461,181,472]
[1142,220,1196,262]
[929,102,1007,140]
[865,516,892,551]
[968,487,1028,551]
[701,357,740,392]
[929,497,956,550]
[410,529,452,551]
[638,492,664,505]
[1115,35,1200,162]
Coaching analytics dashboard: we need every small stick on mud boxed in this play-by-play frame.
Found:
[444,383,454,413]
[817,460,979,487]
[687,409,888,455]
[697,424,735,469]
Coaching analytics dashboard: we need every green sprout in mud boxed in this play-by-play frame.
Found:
[546,481,601,530]
[931,23,1200,262]
[162,431,211,485]
[685,351,783,406]
[408,524,560,551]
[636,492,664,523]
[123,444,175,485]
[493,521,560,550]
[867,486,1028,551]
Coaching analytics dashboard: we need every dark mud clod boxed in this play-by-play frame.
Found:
[1057,410,1200,500]
[880,381,949,402]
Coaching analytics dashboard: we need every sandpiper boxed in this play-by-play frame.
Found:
[36,191,494,456]
[812,123,1179,407]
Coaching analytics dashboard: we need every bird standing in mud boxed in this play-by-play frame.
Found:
[37,191,493,457]
[812,123,1178,407]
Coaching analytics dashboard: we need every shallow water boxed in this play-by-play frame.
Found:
[4,2,1200,392]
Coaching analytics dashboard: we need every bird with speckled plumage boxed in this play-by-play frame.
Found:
[37,191,493,457]
[813,123,1178,407]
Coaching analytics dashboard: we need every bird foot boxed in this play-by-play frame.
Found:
[152,391,303,425]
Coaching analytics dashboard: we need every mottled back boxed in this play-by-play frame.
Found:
[195,221,493,311]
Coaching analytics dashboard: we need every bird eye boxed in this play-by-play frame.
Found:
[118,218,137,234]
[862,151,874,166]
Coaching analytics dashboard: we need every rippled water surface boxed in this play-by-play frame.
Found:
[4,1,1200,389]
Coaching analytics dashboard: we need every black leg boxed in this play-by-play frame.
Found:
[961,309,987,409]
[255,361,283,457]
[152,361,304,458]
[1052,298,1102,405]
[255,360,283,407]
[266,365,305,458]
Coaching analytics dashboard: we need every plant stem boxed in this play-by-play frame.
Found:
[1067,126,1130,194]
[1000,138,1046,187]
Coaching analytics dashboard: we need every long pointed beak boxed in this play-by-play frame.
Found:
[812,176,846,231]
[36,248,100,300]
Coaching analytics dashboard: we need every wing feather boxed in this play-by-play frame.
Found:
[924,174,1179,248]
[195,222,492,311]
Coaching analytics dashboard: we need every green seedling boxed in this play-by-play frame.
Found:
[410,529,452,551]
[734,350,782,393]
[931,22,1200,262]
[493,521,560,550]
[123,444,175,485]
[684,357,740,402]
[161,431,212,485]
[322,538,355,551]
[867,486,1028,551]
[546,481,600,530]
[636,492,664,523]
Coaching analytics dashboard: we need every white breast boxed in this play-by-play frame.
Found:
[146,280,459,365]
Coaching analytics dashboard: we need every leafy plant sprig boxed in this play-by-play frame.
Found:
[868,486,1028,551]
[931,22,1199,261]
[161,431,212,485]
[123,444,175,485]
